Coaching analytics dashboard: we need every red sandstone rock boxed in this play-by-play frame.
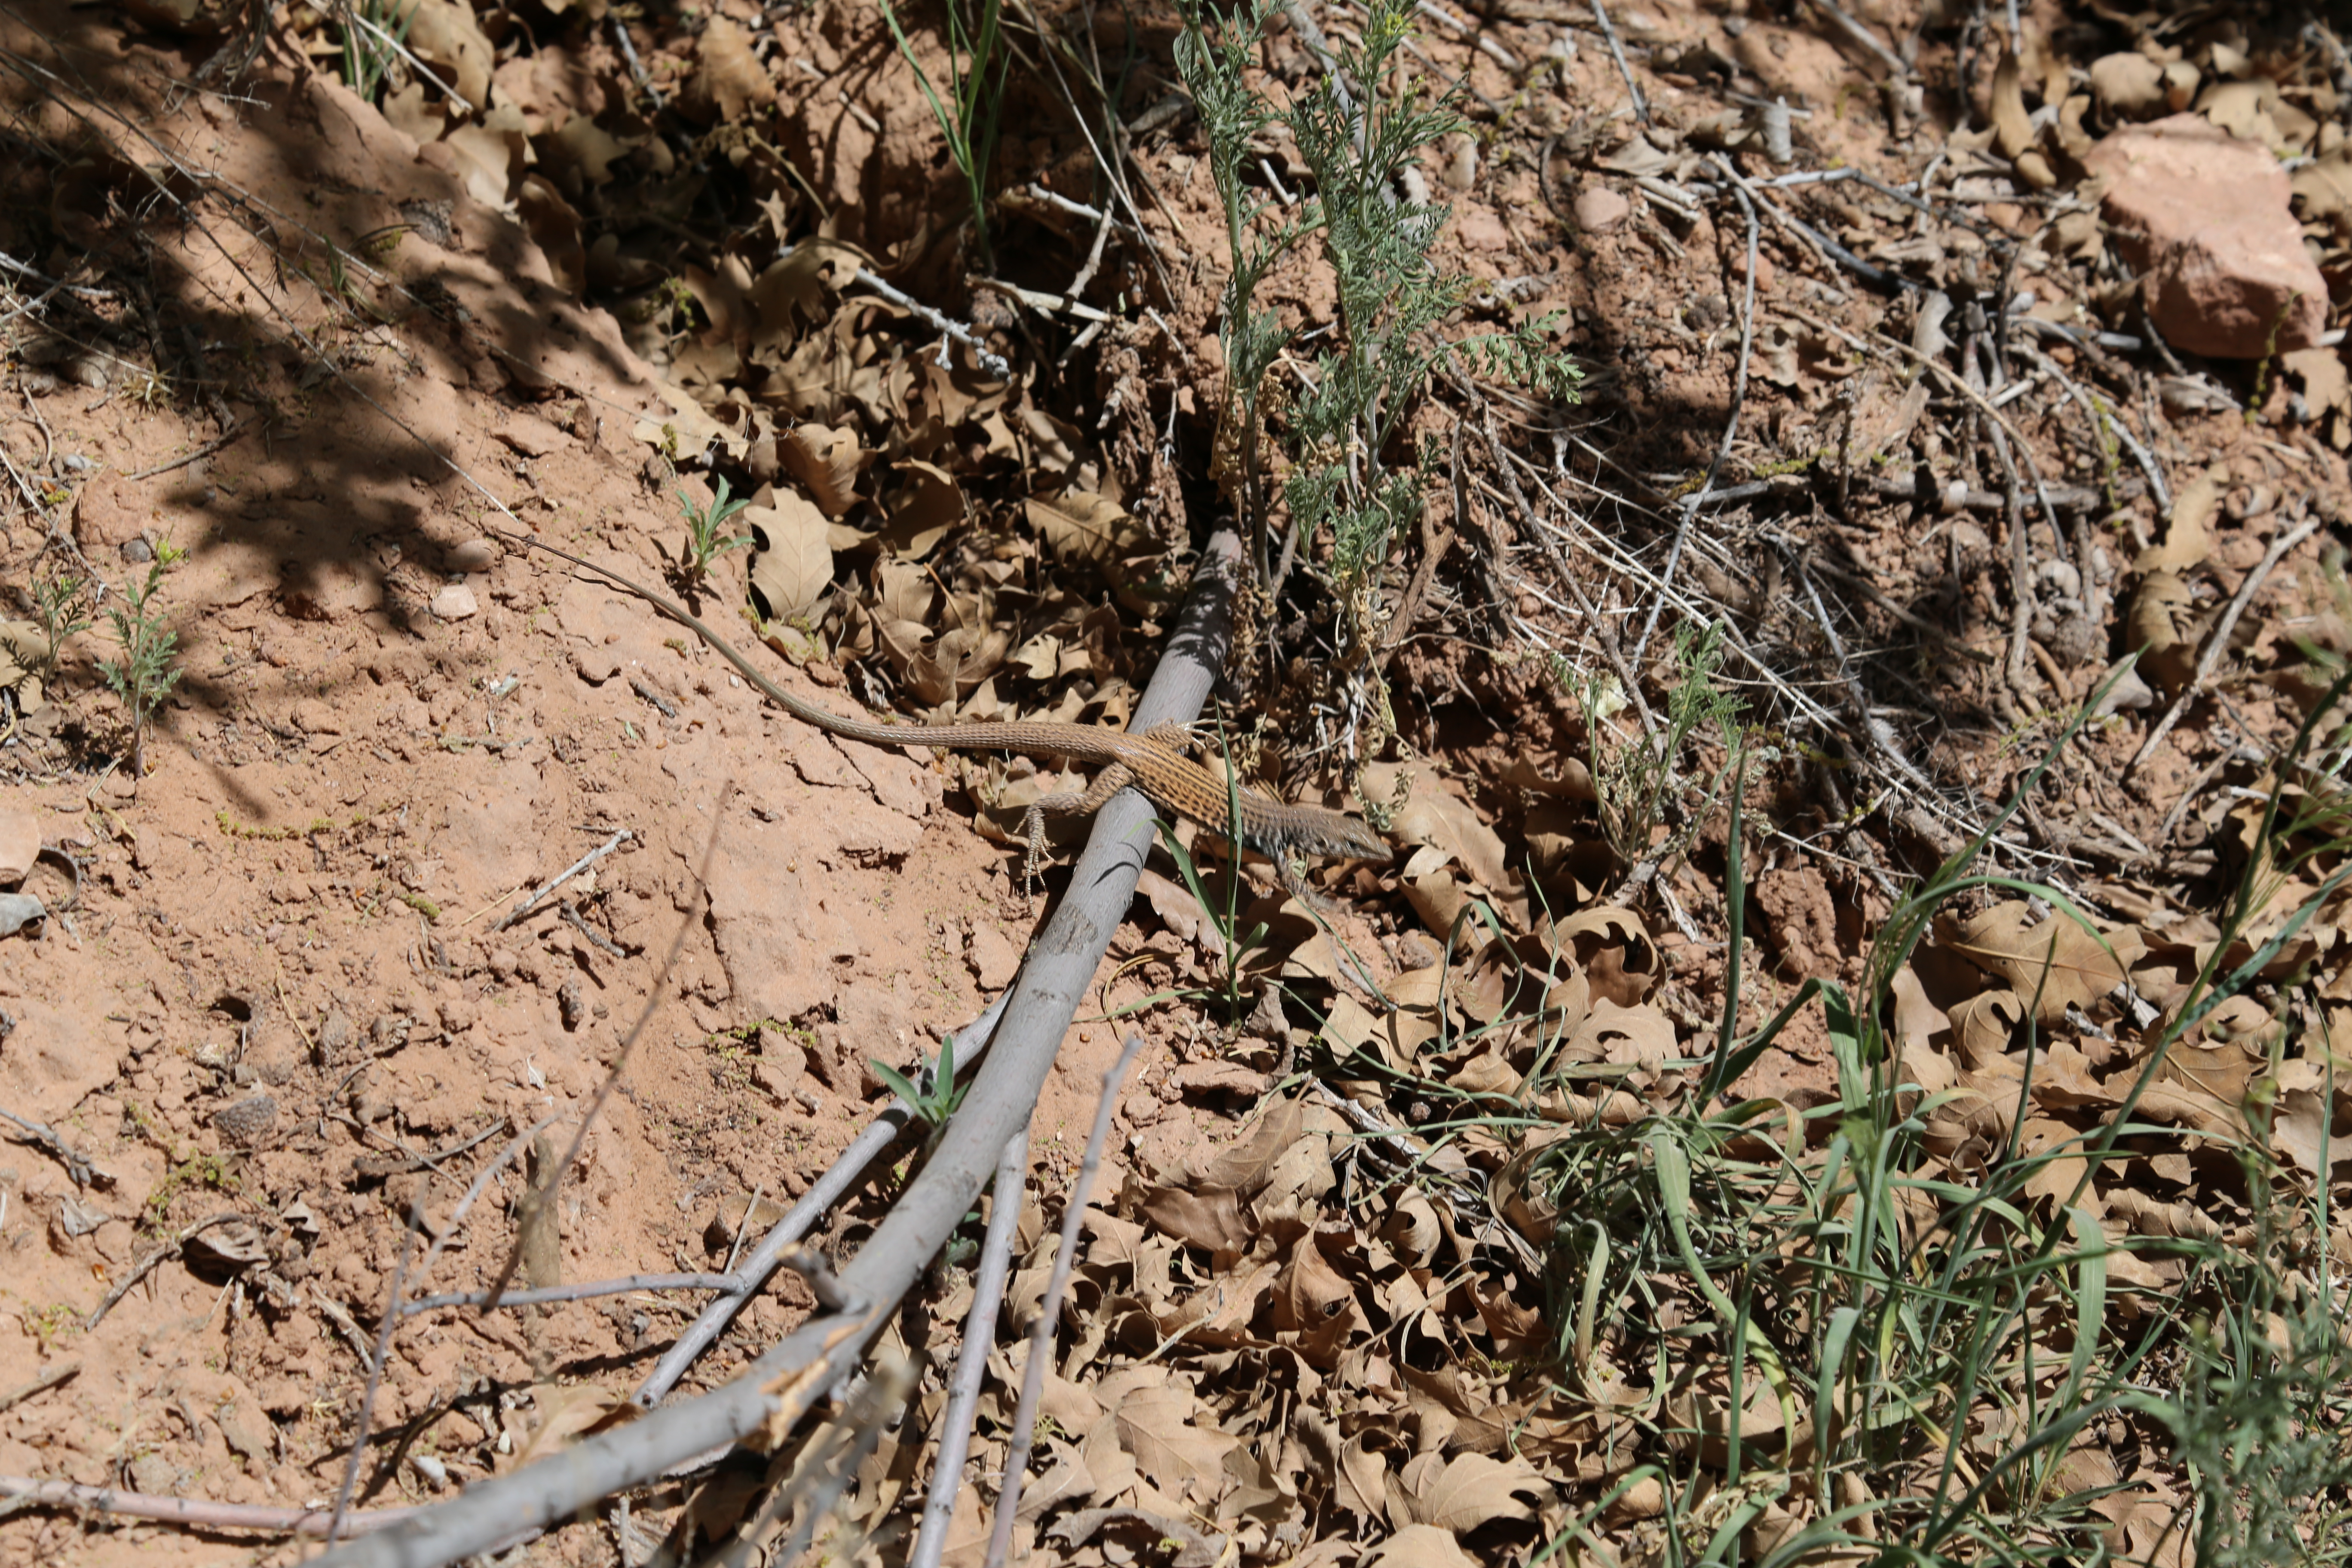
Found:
[2083,114,2327,359]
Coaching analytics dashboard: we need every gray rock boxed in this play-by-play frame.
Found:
[0,891,44,937]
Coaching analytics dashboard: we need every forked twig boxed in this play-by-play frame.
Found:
[910,1128,1031,1568]
[0,1473,434,1540]
[1588,0,1648,123]
[326,1185,427,1545]
[2129,516,2324,774]
[492,828,631,932]
[481,805,730,1312]
[634,990,1013,1407]
[984,1034,1144,1568]
[1633,155,1759,667]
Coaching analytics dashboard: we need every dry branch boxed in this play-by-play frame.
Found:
[310,531,1245,1568]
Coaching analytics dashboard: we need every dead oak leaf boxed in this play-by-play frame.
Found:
[504,1381,633,1472]
[1569,998,1677,1071]
[745,491,834,622]
[750,240,867,343]
[2139,999,2275,1143]
[780,423,866,518]
[1196,1098,1306,1194]
[2135,466,2221,574]
[1366,1524,1482,1567]
[403,0,493,114]
[1114,1382,1240,1502]
[1272,1231,1361,1339]
[2270,1056,2337,1177]
[1140,1183,1252,1255]
[1388,1449,1552,1535]
[1365,760,1512,893]
[1028,489,1145,568]
[694,16,775,122]
[880,459,965,558]
[2127,570,2202,695]
[1336,1429,1400,1522]
[1942,902,2142,1023]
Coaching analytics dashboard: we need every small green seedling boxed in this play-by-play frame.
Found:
[31,573,91,676]
[100,559,183,779]
[677,475,752,585]
[870,1033,967,1130]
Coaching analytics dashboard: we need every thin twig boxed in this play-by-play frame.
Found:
[311,1287,377,1367]
[1794,560,1957,812]
[2153,736,2253,850]
[721,1185,764,1277]
[483,806,729,1311]
[610,13,665,108]
[560,899,626,959]
[1634,155,1758,666]
[1588,0,1648,123]
[492,829,631,932]
[999,0,1173,302]
[122,420,246,480]
[985,1035,1144,1568]
[852,274,1013,380]
[340,3,472,113]
[0,1362,77,1415]
[627,677,677,719]
[632,991,1013,1407]
[2128,516,2324,773]
[0,1473,433,1539]
[1989,414,2035,696]
[1806,555,1995,665]
[399,1273,741,1317]
[909,1128,1029,1568]
[1464,396,1657,739]
[1799,0,1909,80]
[2013,341,2171,513]
[349,1117,517,1180]
[86,1212,252,1329]
[327,1184,427,1545]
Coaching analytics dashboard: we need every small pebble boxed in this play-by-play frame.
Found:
[446,538,498,573]
[1574,186,1630,235]
[212,1093,279,1148]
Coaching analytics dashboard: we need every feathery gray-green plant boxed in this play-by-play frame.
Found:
[1173,0,1579,769]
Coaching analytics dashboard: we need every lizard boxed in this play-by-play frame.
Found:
[505,534,1392,883]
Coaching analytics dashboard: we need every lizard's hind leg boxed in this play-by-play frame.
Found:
[1013,762,1138,893]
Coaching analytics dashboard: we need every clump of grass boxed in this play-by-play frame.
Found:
[337,0,415,104]
[870,1032,970,1131]
[1566,618,1744,881]
[30,571,91,676]
[1380,668,2352,1566]
[877,0,1007,268]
